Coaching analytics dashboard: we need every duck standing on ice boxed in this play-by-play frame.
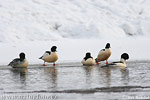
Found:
[103,53,129,68]
[96,43,111,64]
[8,52,28,68]
[39,46,58,66]
[81,52,95,66]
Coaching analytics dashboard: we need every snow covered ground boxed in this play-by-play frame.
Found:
[0,0,150,65]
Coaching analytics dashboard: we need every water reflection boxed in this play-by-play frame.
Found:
[83,66,94,76]
[82,66,94,86]
[98,66,130,86]
[10,68,28,88]
[44,67,58,88]
[120,68,129,85]
[98,67,111,87]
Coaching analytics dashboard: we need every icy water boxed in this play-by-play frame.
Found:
[0,61,150,100]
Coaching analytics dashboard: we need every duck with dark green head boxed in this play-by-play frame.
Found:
[39,46,58,66]
[96,43,111,64]
[8,52,28,68]
[81,52,95,66]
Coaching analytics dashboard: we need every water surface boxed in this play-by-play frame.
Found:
[0,61,150,100]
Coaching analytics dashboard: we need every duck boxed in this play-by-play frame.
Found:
[81,52,95,66]
[96,43,111,64]
[8,52,28,68]
[39,46,58,66]
[103,53,129,68]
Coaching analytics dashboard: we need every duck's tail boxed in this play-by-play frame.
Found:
[39,56,43,59]
[8,61,13,66]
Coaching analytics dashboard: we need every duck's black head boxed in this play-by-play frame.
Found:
[105,43,111,49]
[86,52,91,58]
[121,53,129,60]
[51,46,57,52]
[19,52,25,60]
[84,52,92,60]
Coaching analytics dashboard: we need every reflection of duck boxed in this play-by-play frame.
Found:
[11,68,28,73]
[44,67,57,87]
[44,67,57,76]
[96,43,111,64]
[82,66,94,85]
[83,66,94,75]
[120,69,129,85]
[39,46,58,66]
[81,52,95,66]
[99,67,111,87]
[10,68,28,84]
[104,53,129,68]
[8,52,28,68]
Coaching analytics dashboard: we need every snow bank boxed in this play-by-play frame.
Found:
[0,0,150,42]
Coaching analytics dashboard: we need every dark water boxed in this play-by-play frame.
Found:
[0,61,150,100]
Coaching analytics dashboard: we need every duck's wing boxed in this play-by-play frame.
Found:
[102,61,123,67]
[101,49,105,51]
[45,51,51,55]
[98,49,106,55]
[112,61,123,63]
[8,58,21,66]
[104,63,116,67]
[39,51,51,59]
[96,49,107,61]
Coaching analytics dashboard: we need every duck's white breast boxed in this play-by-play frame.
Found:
[81,58,95,66]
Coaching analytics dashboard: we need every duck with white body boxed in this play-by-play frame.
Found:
[81,52,95,66]
[8,52,28,68]
[103,53,129,68]
[39,46,58,66]
[96,43,111,64]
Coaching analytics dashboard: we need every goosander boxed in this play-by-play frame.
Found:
[96,43,111,64]
[81,52,95,66]
[8,52,28,68]
[104,53,129,68]
[39,46,58,66]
